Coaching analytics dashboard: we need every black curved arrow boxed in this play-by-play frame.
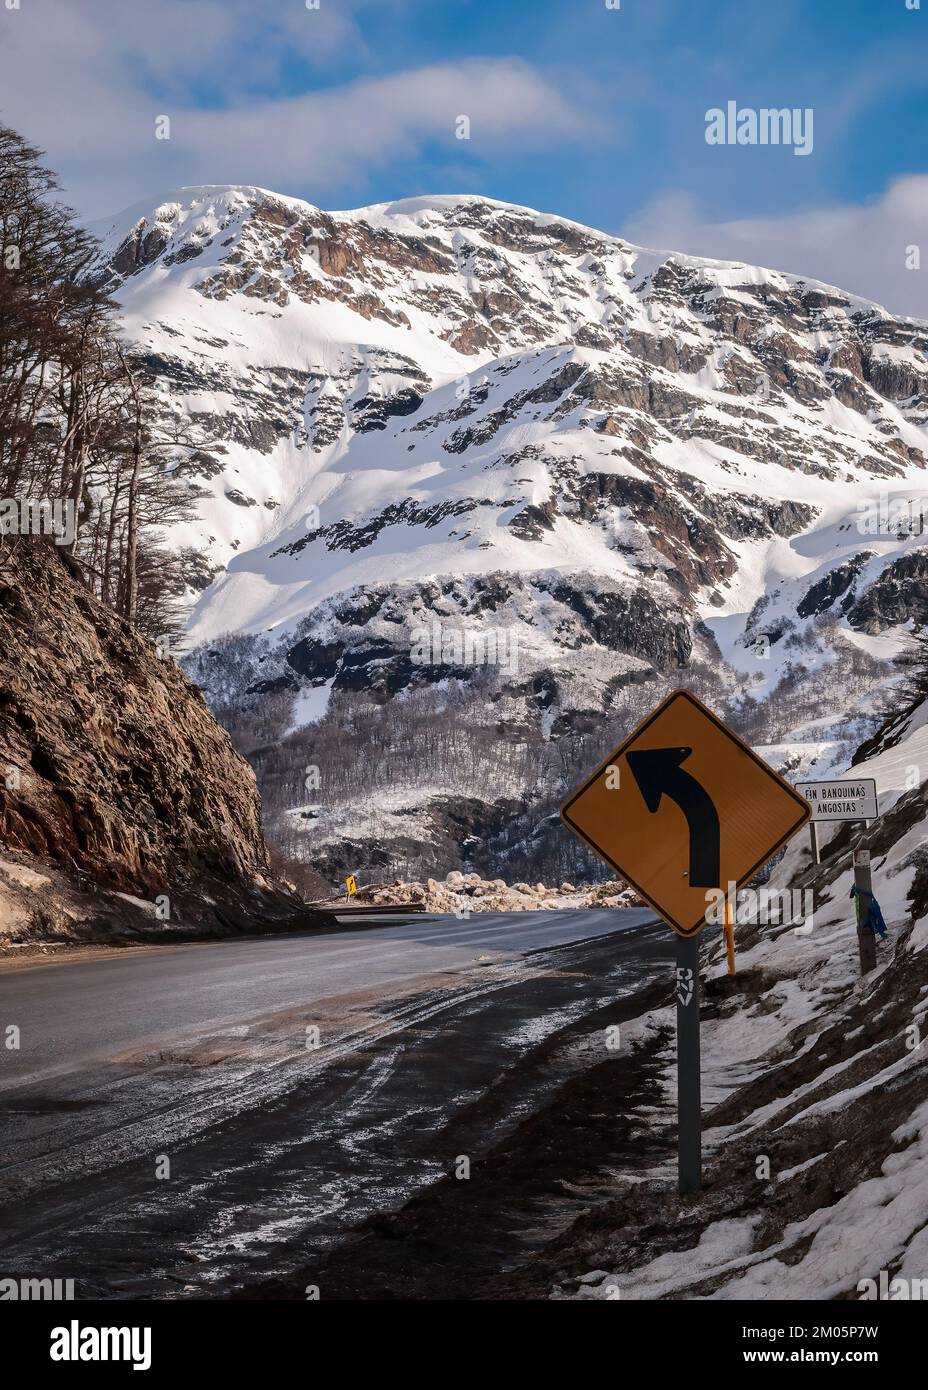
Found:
[626,746,720,888]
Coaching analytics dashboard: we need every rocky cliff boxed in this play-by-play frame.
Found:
[0,538,310,946]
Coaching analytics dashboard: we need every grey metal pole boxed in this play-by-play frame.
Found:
[675,933,702,1195]
[809,822,820,865]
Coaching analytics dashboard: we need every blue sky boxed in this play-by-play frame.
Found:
[262,0,928,227]
[2,0,927,311]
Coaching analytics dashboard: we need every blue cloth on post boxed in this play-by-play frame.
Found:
[849,885,887,939]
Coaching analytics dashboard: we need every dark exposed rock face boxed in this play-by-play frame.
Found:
[197,561,692,763]
[852,693,926,766]
[508,501,559,539]
[536,575,691,669]
[286,637,344,681]
[352,388,424,432]
[0,541,308,940]
[108,217,173,279]
[865,351,928,402]
[846,549,928,632]
[797,552,873,618]
[275,497,483,558]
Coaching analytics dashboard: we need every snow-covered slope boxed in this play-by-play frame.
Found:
[98,186,928,644]
[94,185,928,875]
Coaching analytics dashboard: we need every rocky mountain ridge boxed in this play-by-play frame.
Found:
[93,185,928,880]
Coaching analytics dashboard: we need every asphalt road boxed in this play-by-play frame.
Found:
[0,908,655,1091]
[0,908,672,1297]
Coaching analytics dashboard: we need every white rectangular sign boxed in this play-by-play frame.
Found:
[796,778,878,822]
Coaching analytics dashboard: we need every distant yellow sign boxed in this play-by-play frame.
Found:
[561,689,810,939]
[346,874,358,897]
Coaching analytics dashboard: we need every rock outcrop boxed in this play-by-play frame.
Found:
[0,539,311,944]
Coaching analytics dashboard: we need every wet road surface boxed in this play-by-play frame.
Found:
[0,911,673,1298]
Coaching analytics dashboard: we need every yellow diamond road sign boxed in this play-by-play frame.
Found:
[561,689,811,939]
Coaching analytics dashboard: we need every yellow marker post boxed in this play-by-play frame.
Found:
[724,897,736,975]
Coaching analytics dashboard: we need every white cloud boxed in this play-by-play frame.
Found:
[623,179,928,319]
[0,1,596,217]
[176,60,597,191]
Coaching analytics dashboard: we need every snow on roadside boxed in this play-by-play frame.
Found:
[561,701,928,1301]
[333,871,636,914]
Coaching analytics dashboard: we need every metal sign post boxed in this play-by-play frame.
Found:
[560,690,812,1201]
[809,821,820,865]
[795,778,881,977]
[675,934,702,1194]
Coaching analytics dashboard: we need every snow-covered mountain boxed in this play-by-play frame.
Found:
[94,185,928,879]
